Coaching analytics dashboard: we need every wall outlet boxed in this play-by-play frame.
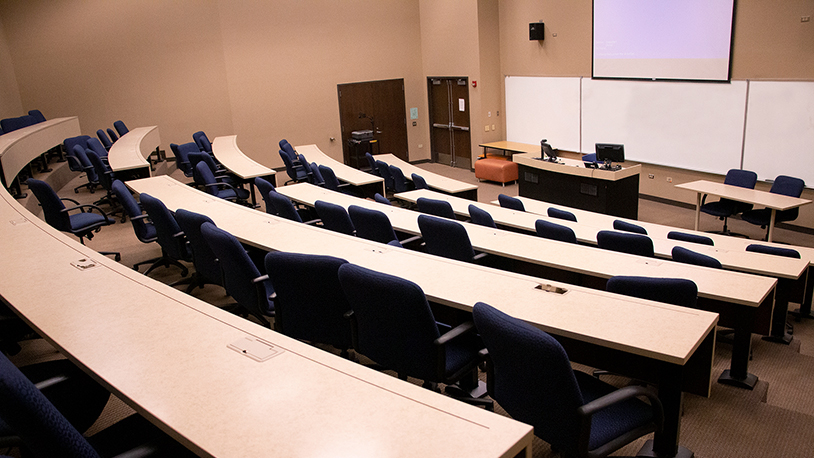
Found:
[666,177,673,183]
[484,125,490,132]
[418,144,423,148]
[648,174,655,179]
[802,16,811,22]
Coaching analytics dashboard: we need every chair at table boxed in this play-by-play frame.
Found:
[279,150,309,184]
[498,194,524,211]
[338,263,491,408]
[113,120,129,137]
[26,178,120,261]
[613,219,647,234]
[746,244,800,259]
[700,169,757,235]
[200,222,274,326]
[315,200,355,236]
[596,230,654,257]
[319,165,353,194]
[741,176,806,240]
[174,209,223,294]
[411,173,429,190]
[254,177,277,215]
[548,207,577,222]
[606,276,698,309]
[671,246,722,269]
[27,109,46,123]
[388,165,410,193]
[64,137,95,193]
[195,162,250,204]
[536,219,577,244]
[137,193,191,278]
[471,301,663,458]
[96,129,114,151]
[374,193,392,205]
[306,163,323,186]
[192,130,212,154]
[468,204,496,228]
[667,231,714,246]
[581,152,598,163]
[365,152,378,175]
[376,160,395,193]
[106,127,118,143]
[111,180,164,273]
[0,352,196,458]
[348,205,402,246]
[417,197,456,219]
[417,214,486,263]
[86,137,109,163]
[265,252,352,354]
[86,151,123,221]
[169,142,195,178]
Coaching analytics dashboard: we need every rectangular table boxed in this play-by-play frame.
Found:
[676,180,812,243]
[107,126,160,180]
[212,135,276,207]
[130,175,719,458]
[294,143,384,198]
[372,153,478,200]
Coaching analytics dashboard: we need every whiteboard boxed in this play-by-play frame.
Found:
[742,81,814,185]
[581,78,747,174]
[505,76,581,151]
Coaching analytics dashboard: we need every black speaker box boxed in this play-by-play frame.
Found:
[529,22,544,41]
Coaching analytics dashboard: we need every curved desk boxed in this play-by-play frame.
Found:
[0,116,80,190]
[294,143,384,197]
[372,153,478,200]
[212,135,276,206]
[108,126,160,180]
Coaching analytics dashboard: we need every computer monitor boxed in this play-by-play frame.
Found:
[595,143,625,163]
[541,139,556,162]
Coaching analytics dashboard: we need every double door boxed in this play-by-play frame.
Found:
[428,77,471,169]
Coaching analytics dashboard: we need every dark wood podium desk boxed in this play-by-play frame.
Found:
[129,176,719,458]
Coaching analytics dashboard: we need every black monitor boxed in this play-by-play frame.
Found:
[540,139,557,162]
[595,143,625,163]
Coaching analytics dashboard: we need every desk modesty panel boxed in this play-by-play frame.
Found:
[0,117,80,186]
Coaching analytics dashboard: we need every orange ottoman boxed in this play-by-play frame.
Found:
[475,158,518,186]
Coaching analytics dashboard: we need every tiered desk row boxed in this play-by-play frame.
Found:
[372,153,479,200]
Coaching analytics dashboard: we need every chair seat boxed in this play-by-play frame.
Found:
[741,208,781,226]
[441,323,484,376]
[217,186,251,201]
[70,211,112,232]
[700,199,739,217]
[475,159,518,184]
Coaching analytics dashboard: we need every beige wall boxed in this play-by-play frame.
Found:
[0,14,22,118]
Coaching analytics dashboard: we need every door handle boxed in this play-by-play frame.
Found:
[451,124,469,132]
[433,123,453,130]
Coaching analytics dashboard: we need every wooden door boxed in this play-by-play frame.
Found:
[428,77,471,169]
[338,79,408,168]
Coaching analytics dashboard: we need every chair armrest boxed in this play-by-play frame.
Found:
[399,234,422,246]
[433,320,476,347]
[701,194,708,206]
[473,252,488,261]
[302,218,322,225]
[252,274,269,284]
[61,203,111,219]
[59,197,81,206]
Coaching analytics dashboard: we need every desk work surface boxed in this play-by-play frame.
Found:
[676,180,812,211]
[0,117,80,185]
[294,143,383,186]
[131,176,718,366]
[280,183,776,309]
[512,151,642,181]
[107,126,160,173]
[212,135,275,179]
[373,153,477,194]
[0,186,533,458]
[395,189,807,280]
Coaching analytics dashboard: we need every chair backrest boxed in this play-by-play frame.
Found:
[192,131,212,153]
[416,197,456,219]
[373,193,391,205]
[27,109,46,123]
[417,214,475,263]
[138,193,188,261]
[279,139,297,161]
[613,219,647,234]
[376,160,394,190]
[26,178,70,232]
[468,204,496,228]
[0,352,102,458]
[596,230,654,257]
[319,165,342,191]
[724,169,758,189]
[279,151,299,181]
[200,222,272,320]
[581,153,597,163]
[175,209,221,285]
[96,129,113,150]
[338,263,442,381]
[547,207,577,222]
[348,205,399,245]
[175,142,200,176]
[535,219,577,244]
[64,136,91,172]
[265,252,352,349]
[365,152,378,174]
[606,276,698,308]
[667,231,714,246]
[111,180,155,243]
[472,301,585,454]
[389,165,408,193]
[86,151,112,191]
[671,246,722,269]
[195,161,221,196]
[268,191,303,222]
[498,194,525,211]
[188,152,208,184]
[106,128,119,142]
[769,175,805,198]
[113,120,129,136]
[309,163,324,185]
[254,177,277,215]
[746,244,801,259]
[411,173,429,190]
[71,146,98,182]
[85,137,108,159]
[315,200,355,235]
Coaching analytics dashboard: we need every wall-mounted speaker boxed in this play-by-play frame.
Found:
[529,22,544,41]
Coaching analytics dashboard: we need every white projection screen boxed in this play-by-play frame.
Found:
[593,0,735,82]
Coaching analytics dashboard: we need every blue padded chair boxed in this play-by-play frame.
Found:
[106,128,119,143]
[0,116,33,133]
[667,231,714,246]
[138,193,191,278]
[338,263,490,406]
[174,209,222,294]
[374,193,392,205]
[200,222,274,326]
[315,200,355,236]
[613,219,647,235]
[671,246,722,269]
[746,244,801,259]
[536,219,578,244]
[170,142,198,178]
[279,139,297,160]
[111,179,163,273]
[86,137,109,162]
[0,352,197,458]
[365,152,378,175]
[308,162,325,186]
[86,151,123,221]
[417,214,485,263]
[376,160,395,192]
[319,165,351,193]
[581,152,598,163]
[741,176,806,239]
[606,276,698,309]
[96,129,113,151]
[596,230,654,257]
[26,178,119,261]
[254,177,277,215]
[411,173,429,190]
[348,205,401,246]
[113,120,129,137]
[389,165,410,193]
[417,197,456,219]
[498,194,524,211]
[468,204,496,228]
[72,146,99,192]
[64,136,95,193]
[548,207,577,222]
[195,162,250,204]
[265,252,352,353]
[192,131,212,154]
[472,301,663,458]
[27,109,46,123]
[279,150,309,184]
[268,190,308,223]
[700,169,758,235]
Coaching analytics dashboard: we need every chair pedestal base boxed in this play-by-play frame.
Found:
[637,440,693,458]
[762,332,793,345]
[718,369,758,390]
